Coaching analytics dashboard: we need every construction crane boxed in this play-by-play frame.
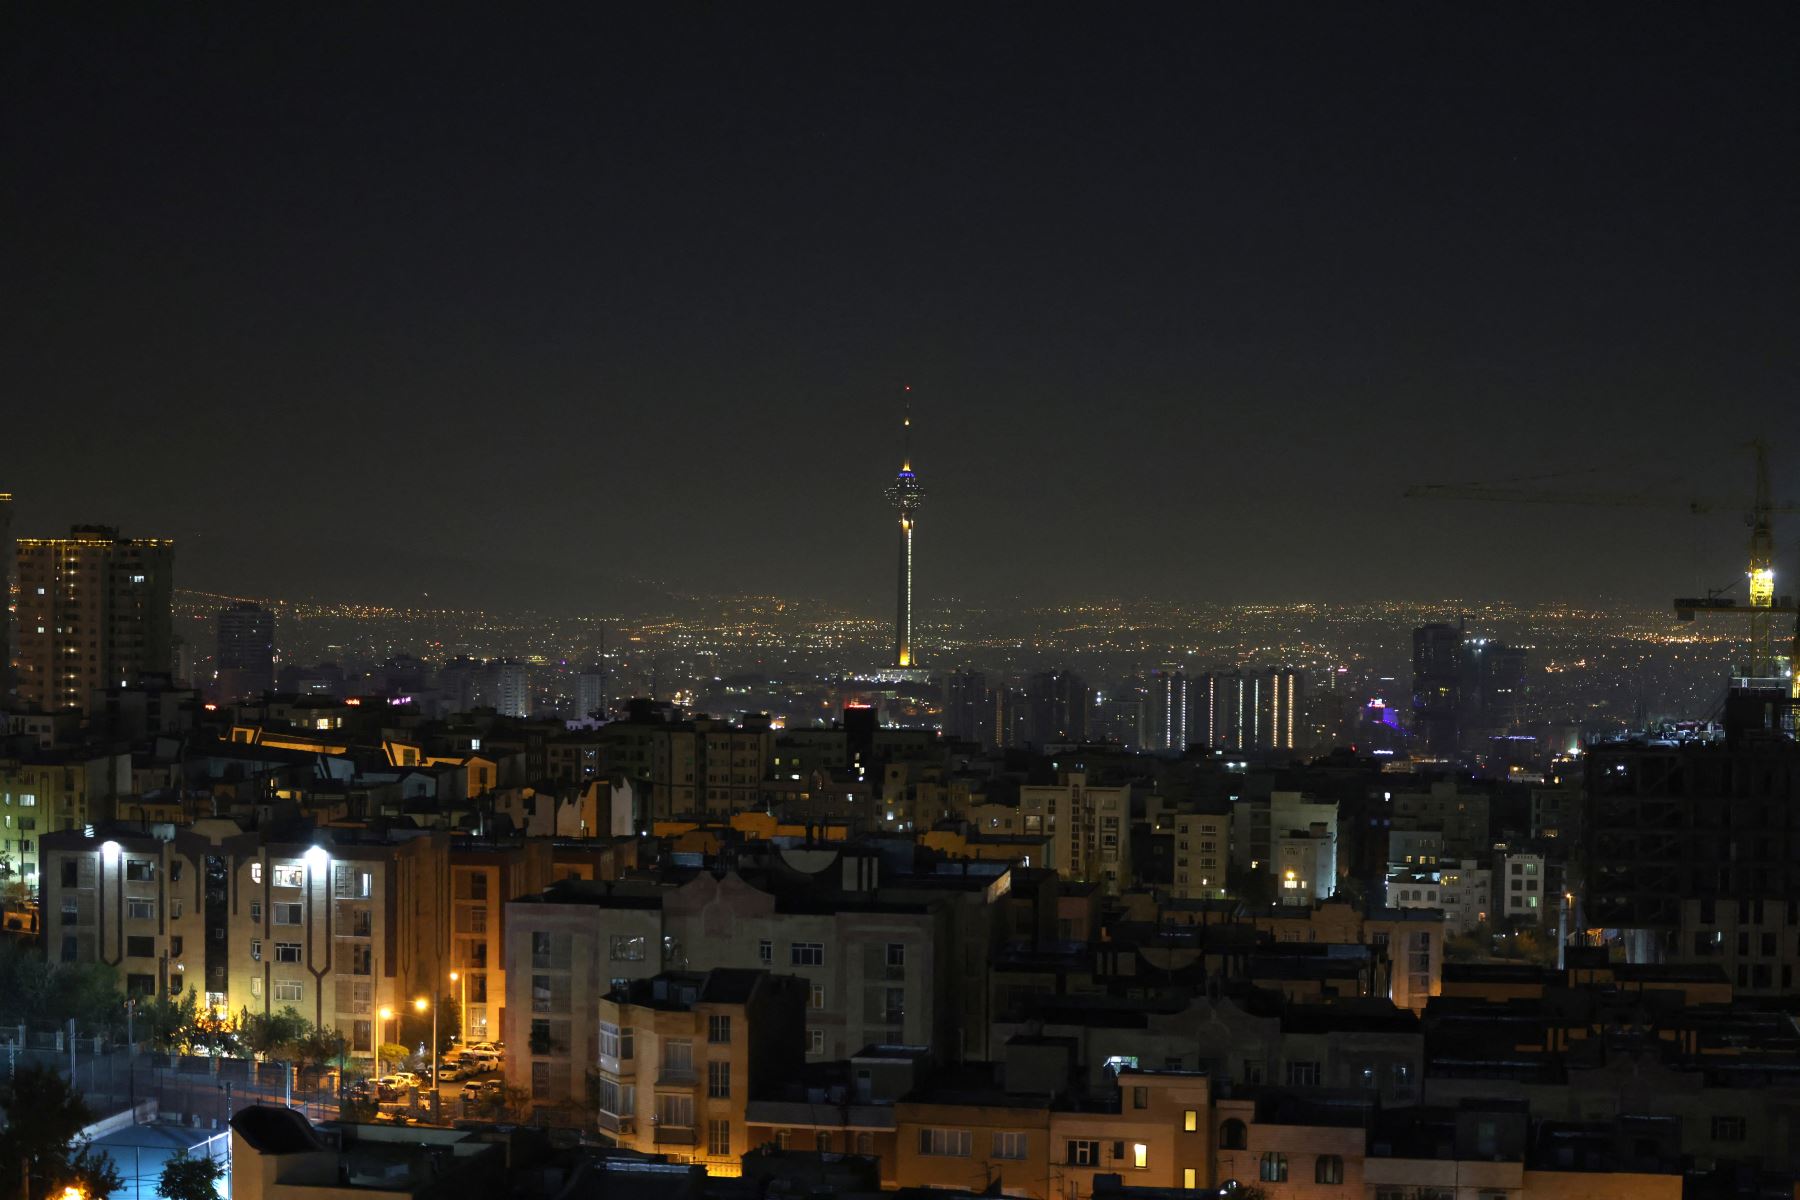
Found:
[1406,440,1800,697]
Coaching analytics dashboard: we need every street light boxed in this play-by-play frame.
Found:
[450,971,466,1044]
[415,996,435,1122]
[377,1006,394,1080]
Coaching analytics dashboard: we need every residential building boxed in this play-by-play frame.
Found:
[590,969,806,1172]
[14,526,175,714]
[448,840,556,1042]
[215,602,275,701]
[1018,771,1130,893]
[1169,808,1229,900]
[1500,848,1546,922]
[42,821,450,1063]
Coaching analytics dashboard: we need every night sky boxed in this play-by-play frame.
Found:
[5,5,1799,612]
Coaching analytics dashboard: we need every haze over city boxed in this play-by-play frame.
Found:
[7,5,1800,610]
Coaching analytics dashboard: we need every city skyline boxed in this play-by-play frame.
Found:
[5,6,1799,610]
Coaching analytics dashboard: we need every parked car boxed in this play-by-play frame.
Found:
[458,1049,501,1072]
[388,1071,424,1090]
[437,1061,469,1081]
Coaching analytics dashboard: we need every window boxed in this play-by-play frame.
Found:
[758,939,772,965]
[531,1061,551,1099]
[807,983,826,1010]
[1184,1169,1197,1189]
[807,1028,825,1054]
[1132,1086,1149,1109]
[274,980,302,1002]
[886,942,905,968]
[707,1119,730,1157]
[1285,1061,1321,1086]
[1316,1154,1344,1184]
[1219,1120,1247,1151]
[170,936,183,956]
[250,939,261,961]
[1712,1116,1746,1142]
[992,1131,1027,1161]
[272,864,303,887]
[61,860,78,887]
[1133,1143,1148,1170]
[273,903,302,925]
[655,1093,693,1129]
[919,1128,972,1157]
[1241,1058,1265,1084]
[663,1038,693,1075]
[1260,1152,1288,1183]
[708,1014,731,1044]
[125,935,154,957]
[125,860,155,882]
[609,934,645,961]
[275,942,301,963]
[791,942,824,967]
[250,863,263,884]
[1066,1140,1099,1166]
[707,1059,730,1098]
[249,978,262,998]
[1184,1109,1198,1132]
[532,975,552,1012]
[127,898,155,921]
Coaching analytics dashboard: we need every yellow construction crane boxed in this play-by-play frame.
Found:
[1405,439,1800,697]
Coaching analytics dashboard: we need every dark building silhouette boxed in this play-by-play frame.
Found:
[1028,670,1091,745]
[1412,622,1464,756]
[215,601,275,700]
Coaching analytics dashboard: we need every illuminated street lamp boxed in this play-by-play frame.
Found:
[450,971,465,1044]
[377,1006,394,1080]
[417,996,436,1117]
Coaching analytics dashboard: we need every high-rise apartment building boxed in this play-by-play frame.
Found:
[1147,668,1189,752]
[941,671,989,744]
[574,667,607,720]
[494,661,530,718]
[1412,622,1464,756]
[0,492,12,697]
[1027,670,1091,745]
[215,602,276,701]
[1263,667,1304,751]
[14,526,174,714]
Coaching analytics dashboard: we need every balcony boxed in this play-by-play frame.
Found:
[657,1067,698,1086]
[598,1054,635,1078]
[653,1124,696,1146]
[595,1110,635,1135]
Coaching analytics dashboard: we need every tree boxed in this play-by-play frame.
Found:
[378,1043,411,1072]
[295,1026,349,1085]
[239,1007,309,1062]
[157,1150,224,1200]
[0,1064,125,1200]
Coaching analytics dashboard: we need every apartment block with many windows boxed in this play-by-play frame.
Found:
[590,969,805,1173]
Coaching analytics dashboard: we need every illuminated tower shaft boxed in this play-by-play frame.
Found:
[896,511,915,666]
[885,393,926,668]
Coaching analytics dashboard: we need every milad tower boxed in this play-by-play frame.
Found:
[885,388,926,668]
